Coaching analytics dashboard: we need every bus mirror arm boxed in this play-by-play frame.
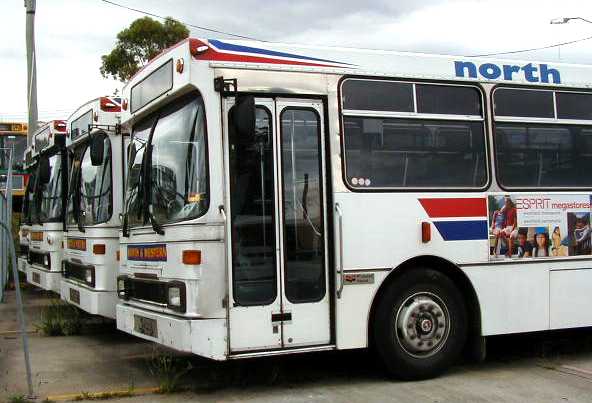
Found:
[218,205,226,222]
[335,203,345,299]
[122,213,129,238]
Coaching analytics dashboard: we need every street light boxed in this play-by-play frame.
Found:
[550,16,592,25]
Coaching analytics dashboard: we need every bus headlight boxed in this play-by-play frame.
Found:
[44,255,50,267]
[168,287,181,307]
[117,276,128,299]
[85,268,94,286]
[166,281,186,313]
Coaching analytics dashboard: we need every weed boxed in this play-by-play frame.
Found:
[6,395,26,403]
[147,348,192,393]
[36,298,82,336]
[127,377,135,394]
[69,390,134,401]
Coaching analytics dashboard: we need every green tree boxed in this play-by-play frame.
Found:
[100,17,189,82]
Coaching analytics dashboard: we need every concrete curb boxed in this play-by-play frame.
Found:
[46,386,161,402]
[0,330,38,336]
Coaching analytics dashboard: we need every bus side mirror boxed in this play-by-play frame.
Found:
[230,96,255,137]
[90,134,104,166]
[38,157,50,184]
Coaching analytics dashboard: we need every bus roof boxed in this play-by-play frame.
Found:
[128,37,592,89]
[67,96,121,146]
[0,122,28,135]
[67,96,121,122]
[200,38,592,87]
[31,120,67,156]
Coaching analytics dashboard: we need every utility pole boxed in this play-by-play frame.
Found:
[25,0,38,146]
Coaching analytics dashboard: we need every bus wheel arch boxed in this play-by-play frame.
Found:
[367,255,483,378]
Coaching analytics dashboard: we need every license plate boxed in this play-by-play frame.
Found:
[70,288,80,304]
[134,315,158,338]
[32,272,40,284]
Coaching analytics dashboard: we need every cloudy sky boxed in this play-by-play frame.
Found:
[2,0,592,122]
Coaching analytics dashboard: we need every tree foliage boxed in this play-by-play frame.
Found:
[100,17,189,82]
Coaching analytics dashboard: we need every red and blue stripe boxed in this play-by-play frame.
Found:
[419,198,488,241]
[192,39,353,68]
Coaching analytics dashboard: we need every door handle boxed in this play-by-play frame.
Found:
[219,205,227,221]
[335,203,345,299]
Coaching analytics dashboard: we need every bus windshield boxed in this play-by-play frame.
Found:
[23,169,37,225]
[125,92,208,228]
[67,147,83,226]
[38,153,64,223]
[80,136,112,225]
[68,136,113,226]
[0,134,27,171]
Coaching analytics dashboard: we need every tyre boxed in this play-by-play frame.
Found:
[373,268,468,380]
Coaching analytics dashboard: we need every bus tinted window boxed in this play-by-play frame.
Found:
[494,88,554,118]
[70,109,93,141]
[230,107,277,306]
[131,60,173,113]
[34,127,50,152]
[280,108,325,303]
[149,93,209,224]
[342,79,414,112]
[80,136,112,225]
[556,92,592,120]
[343,117,487,188]
[416,84,482,116]
[495,123,592,188]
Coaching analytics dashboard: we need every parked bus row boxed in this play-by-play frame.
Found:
[18,37,592,380]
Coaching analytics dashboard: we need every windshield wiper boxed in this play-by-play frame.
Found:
[71,161,85,233]
[147,204,164,235]
[143,144,164,236]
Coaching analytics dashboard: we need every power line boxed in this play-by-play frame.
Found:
[467,34,592,57]
[100,0,263,41]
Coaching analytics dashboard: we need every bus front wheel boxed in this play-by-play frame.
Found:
[373,268,468,380]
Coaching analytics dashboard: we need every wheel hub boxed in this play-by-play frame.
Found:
[395,292,450,358]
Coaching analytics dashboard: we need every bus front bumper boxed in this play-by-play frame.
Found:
[116,303,226,360]
[60,279,117,319]
[26,265,61,293]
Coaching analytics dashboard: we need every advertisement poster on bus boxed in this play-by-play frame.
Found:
[488,195,592,260]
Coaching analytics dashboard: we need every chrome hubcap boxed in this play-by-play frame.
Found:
[395,292,450,358]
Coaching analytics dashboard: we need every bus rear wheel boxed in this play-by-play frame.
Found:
[373,268,467,380]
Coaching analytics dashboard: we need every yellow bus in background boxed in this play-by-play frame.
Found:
[0,122,29,197]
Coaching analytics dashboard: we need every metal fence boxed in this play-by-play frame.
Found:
[0,147,13,300]
[0,148,33,397]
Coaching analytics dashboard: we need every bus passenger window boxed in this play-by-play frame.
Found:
[494,88,592,188]
[341,79,487,189]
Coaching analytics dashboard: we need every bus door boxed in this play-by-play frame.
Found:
[225,97,331,352]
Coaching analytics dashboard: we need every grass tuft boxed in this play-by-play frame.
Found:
[6,394,27,403]
[147,348,192,393]
[36,298,82,336]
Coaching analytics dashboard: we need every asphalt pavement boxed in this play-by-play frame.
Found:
[2,287,592,402]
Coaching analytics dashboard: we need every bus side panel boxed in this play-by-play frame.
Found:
[332,192,489,349]
[462,264,550,335]
[549,269,592,330]
[334,271,389,350]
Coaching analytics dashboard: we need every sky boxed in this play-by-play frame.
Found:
[2,0,592,122]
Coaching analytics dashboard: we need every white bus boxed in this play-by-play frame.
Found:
[116,38,592,379]
[61,97,122,318]
[18,145,35,274]
[27,120,68,293]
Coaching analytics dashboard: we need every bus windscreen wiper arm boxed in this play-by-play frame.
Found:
[147,204,164,235]
[73,167,85,233]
